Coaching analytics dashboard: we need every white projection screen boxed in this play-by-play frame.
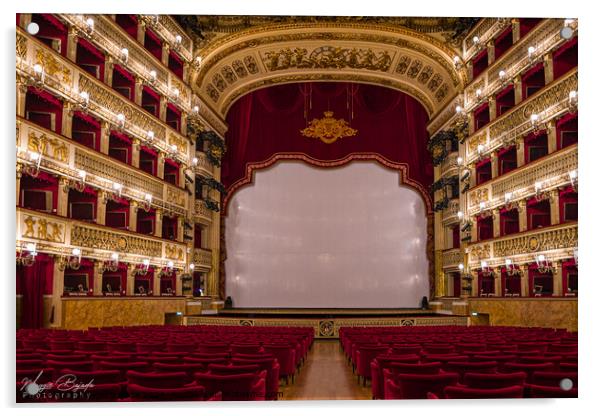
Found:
[225,161,429,308]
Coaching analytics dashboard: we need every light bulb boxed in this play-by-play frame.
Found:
[149,70,157,80]
[473,36,480,45]
[481,260,488,268]
[26,243,36,252]
[475,88,482,98]
[534,181,542,190]
[85,18,94,29]
[499,70,506,79]
[117,113,125,122]
[78,170,87,179]
[455,105,463,113]
[143,258,150,266]
[111,253,119,260]
[189,263,195,270]
[33,64,43,74]
[192,157,199,166]
[29,151,40,161]
[531,113,539,122]
[144,193,153,202]
[477,144,485,153]
[72,248,81,256]
[569,170,577,179]
[167,261,174,268]
[113,182,122,191]
[505,192,512,202]
[528,46,536,56]
[505,258,512,266]
[537,254,545,262]
[458,264,464,270]
[457,211,464,219]
[192,105,199,113]
[147,130,155,140]
[569,90,577,99]
[175,35,182,44]
[457,156,463,165]
[479,201,486,210]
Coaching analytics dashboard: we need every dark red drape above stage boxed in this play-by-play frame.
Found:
[222,82,433,201]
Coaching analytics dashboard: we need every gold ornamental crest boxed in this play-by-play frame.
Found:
[300,111,358,144]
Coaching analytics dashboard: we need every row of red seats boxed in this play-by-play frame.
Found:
[339,326,577,400]
[17,325,314,402]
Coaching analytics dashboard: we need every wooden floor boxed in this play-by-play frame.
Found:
[280,340,372,400]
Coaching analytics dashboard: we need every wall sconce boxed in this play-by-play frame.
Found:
[475,88,483,101]
[498,69,507,84]
[84,17,94,35]
[60,247,82,271]
[149,69,157,85]
[461,168,471,182]
[505,258,521,276]
[111,182,123,200]
[456,156,463,166]
[170,144,178,155]
[569,170,578,191]
[146,130,155,142]
[77,91,90,112]
[568,90,578,113]
[30,63,45,88]
[504,191,518,210]
[26,22,40,35]
[457,211,464,221]
[16,242,37,267]
[458,263,464,272]
[527,46,536,63]
[453,55,462,70]
[192,157,199,167]
[192,105,200,115]
[189,263,195,271]
[193,56,202,71]
[101,253,119,273]
[116,113,126,130]
[535,254,553,273]
[534,181,545,200]
[171,88,180,101]
[477,143,485,158]
[133,258,151,276]
[159,260,175,277]
[143,193,153,211]
[481,260,494,277]
[65,169,87,193]
[473,36,480,47]
[120,48,129,65]
[24,151,42,178]
[173,34,182,50]
[530,113,542,133]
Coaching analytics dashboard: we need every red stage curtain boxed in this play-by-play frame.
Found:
[222,82,433,196]
[17,253,54,329]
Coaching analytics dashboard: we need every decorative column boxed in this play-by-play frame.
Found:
[543,53,554,85]
[104,55,114,86]
[549,189,561,225]
[51,257,65,327]
[57,178,70,217]
[553,261,563,296]
[159,95,167,122]
[96,191,107,225]
[516,137,526,167]
[129,201,138,232]
[471,270,479,297]
[134,77,144,107]
[547,121,558,154]
[127,264,135,296]
[487,40,495,65]
[518,200,528,232]
[154,208,163,238]
[66,27,78,63]
[153,269,161,297]
[62,102,73,138]
[100,121,110,155]
[131,139,141,168]
[136,19,146,44]
[178,164,186,188]
[469,165,477,188]
[157,152,165,180]
[468,111,475,135]
[175,272,183,296]
[16,83,27,118]
[177,216,184,242]
[161,43,170,66]
[513,76,523,104]
[511,18,521,43]
[492,208,501,238]
[520,264,529,297]
[470,216,478,243]
[466,61,474,84]
[180,112,188,136]
[182,62,190,85]
[93,260,103,296]
[488,96,497,122]
[490,152,499,179]
[16,163,22,204]
[494,269,502,297]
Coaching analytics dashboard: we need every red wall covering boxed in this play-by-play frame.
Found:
[222,82,433,202]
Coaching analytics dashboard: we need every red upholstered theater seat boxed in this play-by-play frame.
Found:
[528,384,578,398]
[463,372,527,389]
[444,361,498,382]
[207,364,262,375]
[153,362,206,378]
[126,383,208,402]
[166,343,197,353]
[136,342,166,353]
[423,344,456,354]
[356,346,390,385]
[231,357,281,400]
[16,359,45,370]
[197,343,229,354]
[444,385,524,399]
[126,370,191,388]
[531,371,578,387]
[16,368,54,384]
[385,372,460,400]
[194,372,266,401]
[263,345,296,384]
[46,360,94,377]
[59,369,122,385]
[502,362,555,382]
[97,361,150,379]
[231,343,262,354]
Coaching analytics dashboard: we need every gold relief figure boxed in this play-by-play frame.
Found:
[28,132,48,156]
[23,216,36,238]
[348,48,360,68]
[50,223,63,242]
[375,51,392,71]
[37,219,48,240]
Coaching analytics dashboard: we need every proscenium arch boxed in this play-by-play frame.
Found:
[192,22,466,120]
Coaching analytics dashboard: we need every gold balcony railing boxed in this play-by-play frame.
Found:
[16,207,188,268]
[17,117,189,216]
[463,18,504,62]
[440,151,459,176]
[140,15,194,62]
[193,248,213,269]
[194,200,213,222]
[16,28,192,164]
[442,248,463,270]
[59,15,192,113]
[194,151,214,176]
[464,69,577,163]
[464,19,567,109]
[466,222,577,267]
[466,144,576,214]
[441,198,460,225]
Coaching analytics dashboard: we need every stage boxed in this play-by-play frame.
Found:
[183,307,467,338]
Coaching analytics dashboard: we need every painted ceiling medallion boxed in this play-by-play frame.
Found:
[300,111,358,144]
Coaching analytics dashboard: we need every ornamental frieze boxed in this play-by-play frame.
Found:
[469,188,489,207]
[35,47,72,85]
[71,225,162,257]
[493,224,577,258]
[22,215,65,243]
[488,71,577,140]
[468,243,492,262]
[442,248,463,268]
[27,130,69,163]
[16,33,27,58]
[165,244,185,261]
[78,76,167,141]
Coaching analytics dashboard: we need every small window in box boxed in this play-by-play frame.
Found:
[115,14,138,39]
[521,63,545,99]
[112,65,135,101]
[477,215,493,241]
[72,111,101,151]
[559,187,578,223]
[496,85,515,116]
[26,111,56,131]
[162,215,178,241]
[108,132,132,165]
[472,49,488,79]
[479,273,495,296]
[530,270,553,297]
[31,14,68,56]
[499,208,519,236]
[76,38,105,81]
[498,146,517,175]
[524,132,548,163]
[476,159,492,185]
[135,278,151,296]
[64,273,89,295]
[494,26,513,60]
[140,146,158,176]
[164,159,179,185]
[102,274,122,296]
[553,37,578,80]
[142,86,161,118]
[556,113,578,149]
[20,173,57,213]
[166,104,182,131]
[21,190,53,212]
[473,102,490,131]
[168,51,184,79]
[144,29,163,61]
[105,199,129,230]
[527,198,551,230]
[137,209,156,235]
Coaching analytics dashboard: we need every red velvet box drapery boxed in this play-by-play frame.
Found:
[17,253,54,329]
[222,82,433,205]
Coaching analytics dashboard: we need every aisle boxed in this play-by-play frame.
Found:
[280,340,372,400]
